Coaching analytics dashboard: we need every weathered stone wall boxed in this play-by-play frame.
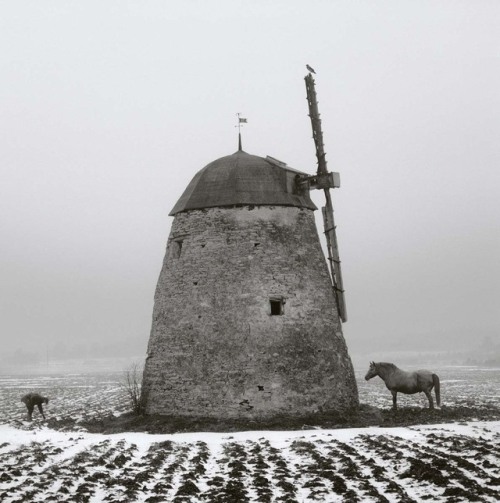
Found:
[142,205,358,419]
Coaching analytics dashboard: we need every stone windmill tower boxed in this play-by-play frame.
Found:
[141,73,358,420]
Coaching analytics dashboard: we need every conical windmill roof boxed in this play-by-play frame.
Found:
[169,150,316,215]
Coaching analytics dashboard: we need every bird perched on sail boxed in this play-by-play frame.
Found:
[306,64,316,74]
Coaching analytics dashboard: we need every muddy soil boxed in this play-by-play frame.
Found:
[55,403,500,434]
[3,420,499,503]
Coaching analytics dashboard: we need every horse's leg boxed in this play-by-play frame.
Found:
[424,390,434,409]
[391,391,398,410]
[38,404,45,420]
[432,374,441,407]
[27,404,34,421]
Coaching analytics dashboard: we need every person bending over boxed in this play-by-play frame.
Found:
[21,393,49,421]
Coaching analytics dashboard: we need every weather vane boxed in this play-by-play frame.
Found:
[236,112,247,131]
[235,113,248,151]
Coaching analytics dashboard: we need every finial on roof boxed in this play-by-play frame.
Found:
[236,113,247,151]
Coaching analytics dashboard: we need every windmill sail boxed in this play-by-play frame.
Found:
[304,73,347,322]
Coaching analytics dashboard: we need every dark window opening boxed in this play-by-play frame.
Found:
[270,298,284,316]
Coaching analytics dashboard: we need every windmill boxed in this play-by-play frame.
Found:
[141,71,359,419]
[298,71,347,322]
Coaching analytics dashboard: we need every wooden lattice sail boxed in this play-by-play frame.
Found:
[304,73,347,322]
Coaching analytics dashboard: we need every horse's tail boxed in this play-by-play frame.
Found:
[432,374,441,407]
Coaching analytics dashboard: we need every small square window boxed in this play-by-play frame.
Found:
[270,298,284,316]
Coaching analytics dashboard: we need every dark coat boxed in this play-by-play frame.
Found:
[21,393,49,420]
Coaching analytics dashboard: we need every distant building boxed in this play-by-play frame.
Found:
[141,149,358,419]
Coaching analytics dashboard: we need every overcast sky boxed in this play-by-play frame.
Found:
[1,1,499,363]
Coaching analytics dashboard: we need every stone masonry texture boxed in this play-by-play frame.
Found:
[142,205,359,419]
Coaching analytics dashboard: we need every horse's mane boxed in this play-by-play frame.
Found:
[376,362,399,371]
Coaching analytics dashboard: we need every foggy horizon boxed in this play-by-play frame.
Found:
[2,1,499,367]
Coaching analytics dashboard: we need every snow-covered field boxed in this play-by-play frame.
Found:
[1,365,499,502]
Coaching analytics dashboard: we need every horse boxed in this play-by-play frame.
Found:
[21,393,49,421]
[365,361,440,410]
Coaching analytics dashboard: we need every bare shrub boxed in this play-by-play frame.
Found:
[123,363,146,415]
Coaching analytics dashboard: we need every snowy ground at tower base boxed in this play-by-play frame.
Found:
[1,364,499,502]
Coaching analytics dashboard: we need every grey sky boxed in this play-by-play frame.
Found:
[1,1,499,361]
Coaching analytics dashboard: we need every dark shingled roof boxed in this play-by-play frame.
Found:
[170,150,316,215]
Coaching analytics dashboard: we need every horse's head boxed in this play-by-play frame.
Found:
[365,361,378,381]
